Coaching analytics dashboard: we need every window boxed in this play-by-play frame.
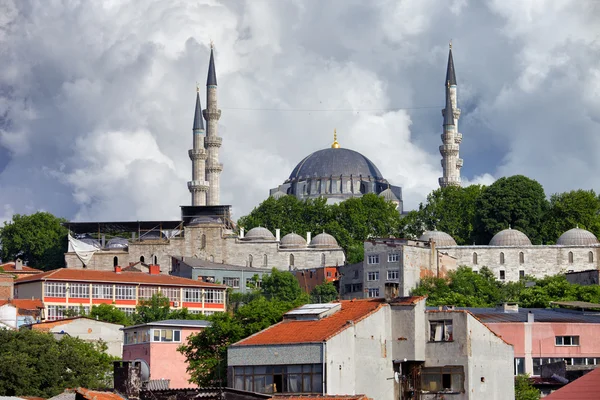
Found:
[514,358,525,375]
[154,255,158,264]
[388,253,399,262]
[45,282,66,298]
[160,287,180,303]
[326,271,331,278]
[387,270,399,280]
[367,271,379,281]
[499,270,506,280]
[232,364,323,394]
[47,305,67,321]
[69,283,89,298]
[120,307,136,316]
[430,320,453,342]
[353,270,359,279]
[203,310,216,316]
[321,253,326,266]
[184,288,202,303]
[140,256,145,263]
[367,288,379,298]
[351,283,363,292]
[124,329,150,345]
[246,278,262,288]
[66,305,89,316]
[421,366,464,393]
[92,284,113,299]
[152,329,181,342]
[201,234,206,250]
[289,254,294,266]
[224,277,240,288]
[115,285,135,300]
[472,252,478,265]
[499,252,505,264]
[263,254,268,267]
[205,289,224,304]
[568,251,574,264]
[556,336,580,346]
[344,284,351,293]
[249,254,253,268]
[519,252,525,264]
[589,251,594,263]
[139,286,159,300]
[519,270,525,279]
[113,256,118,267]
[367,255,380,264]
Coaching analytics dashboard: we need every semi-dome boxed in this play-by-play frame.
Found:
[419,230,457,247]
[280,233,307,248]
[106,237,129,249]
[489,228,532,246]
[243,227,276,241]
[557,227,599,246]
[271,190,287,200]
[309,232,339,248]
[287,148,384,181]
[379,188,399,202]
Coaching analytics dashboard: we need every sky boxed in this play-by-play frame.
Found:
[1,0,600,223]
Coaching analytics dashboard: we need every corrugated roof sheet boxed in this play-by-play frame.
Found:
[124,319,211,330]
[543,367,600,399]
[455,307,600,324]
[233,299,386,346]
[15,268,225,288]
[275,396,370,400]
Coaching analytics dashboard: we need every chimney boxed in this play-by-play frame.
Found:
[114,266,122,274]
[497,302,519,313]
[15,259,23,271]
[276,229,281,242]
[114,361,142,400]
[239,227,245,239]
[149,264,160,275]
[527,311,535,323]
[306,232,312,244]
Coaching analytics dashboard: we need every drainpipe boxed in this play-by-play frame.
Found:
[322,341,326,395]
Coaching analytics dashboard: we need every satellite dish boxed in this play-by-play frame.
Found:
[394,372,400,383]
[134,359,150,382]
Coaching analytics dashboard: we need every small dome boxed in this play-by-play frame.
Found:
[379,188,399,202]
[271,190,287,200]
[280,233,307,248]
[106,237,129,249]
[244,227,276,241]
[419,230,457,247]
[557,227,599,246]
[489,228,532,246]
[81,238,101,249]
[188,216,223,226]
[309,232,339,248]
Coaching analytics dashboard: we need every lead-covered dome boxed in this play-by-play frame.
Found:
[287,148,384,181]
[489,228,532,246]
[280,233,307,248]
[309,232,339,248]
[243,227,275,241]
[557,227,599,246]
[419,230,457,247]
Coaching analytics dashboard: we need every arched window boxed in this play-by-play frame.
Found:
[290,254,295,267]
[210,255,214,262]
[321,253,326,266]
[263,254,268,267]
[140,256,145,263]
[154,256,158,264]
[589,251,594,263]
[346,180,352,193]
[519,252,525,264]
[568,251,574,264]
[499,252,505,265]
[473,252,478,265]
[249,254,253,268]
[360,182,366,194]
[113,256,118,267]
[201,234,206,250]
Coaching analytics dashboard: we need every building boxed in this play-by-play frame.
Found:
[464,302,600,377]
[0,259,43,279]
[24,316,124,357]
[543,366,600,400]
[0,298,44,328]
[228,297,514,400]
[339,238,457,300]
[13,267,227,320]
[291,266,340,295]
[122,319,211,388]
[565,269,600,285]
[268,129,403,211]
[171,256,271,293]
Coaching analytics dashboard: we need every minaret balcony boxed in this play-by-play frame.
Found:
[187,180,209,191]
[439,144,459,156]
[441,133,457,143]
[439,177,462,187]
[454,133,462,143]
[205,137,222,148]
[206,163,224,172]
[457,158,463,167]
[188,149,207,160]
[203,109,222,121]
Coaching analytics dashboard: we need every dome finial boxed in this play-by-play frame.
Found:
[449,39,452,50]
[331,128,340,149]
[196,82,200,93]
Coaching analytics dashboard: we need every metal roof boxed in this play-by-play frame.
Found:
[550,301,600,310]
[63,220,182,234]
[456,307,600,324]
[123,319,212,330]
[173,256,271,273]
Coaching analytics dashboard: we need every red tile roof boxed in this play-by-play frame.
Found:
[389,296,426,305]
[234,299,386,346]
[0,262,43,274]
[15,268,226,288]
[76,387,123,400]
[543,367,600,400]
[275,396,370,400]
[0,299,44,310]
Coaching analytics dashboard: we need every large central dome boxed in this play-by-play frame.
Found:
[287,148,384,181]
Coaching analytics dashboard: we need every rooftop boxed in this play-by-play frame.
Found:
[0,262,43,274]
[15,268,226,288]
[123,319,211,330]
[457,307,600,324]
[76,388,123,400]
[544,367,600,400]
[232,299,386,346]
[0,299,44,310]
[173,256,271,273]
[275,396,371,400]
[25,316,124,331]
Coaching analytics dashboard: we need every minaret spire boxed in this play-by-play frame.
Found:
[188,86,209,206]
[203,43,223,205]
[439,42,463,188]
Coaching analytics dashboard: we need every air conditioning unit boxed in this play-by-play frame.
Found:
[173,301,180,307]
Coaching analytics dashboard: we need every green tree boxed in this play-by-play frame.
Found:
[261,268,309,303]
[132,293,172,324]
[542,189,600,244]
[0,329,116,397]
[90,304,132,326]
[310,280,339,303]
[473,176,548,244]
[0,212,68,270]
[515,374,540,400]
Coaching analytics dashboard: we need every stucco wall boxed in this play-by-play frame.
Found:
[14,281,43,300]
[390,301,426,361]
[48,318,124,357]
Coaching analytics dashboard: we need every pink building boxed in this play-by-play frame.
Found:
[122,319,211,388]
[465,303,600,376]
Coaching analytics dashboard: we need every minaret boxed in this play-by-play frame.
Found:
[203,43,223,205]
[439,41,462,188]
[188,86,209,205]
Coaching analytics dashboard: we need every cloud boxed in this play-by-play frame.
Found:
[0,0,600,222]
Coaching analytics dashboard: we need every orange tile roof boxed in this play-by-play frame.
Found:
[389,296,426,305]
[275,396,370,400]
[0,262,43,273]
[543,367,600,399]
[0,299,44,310]
[234,299,386,346]
[15,268,226,288]
[76,387,123,400]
